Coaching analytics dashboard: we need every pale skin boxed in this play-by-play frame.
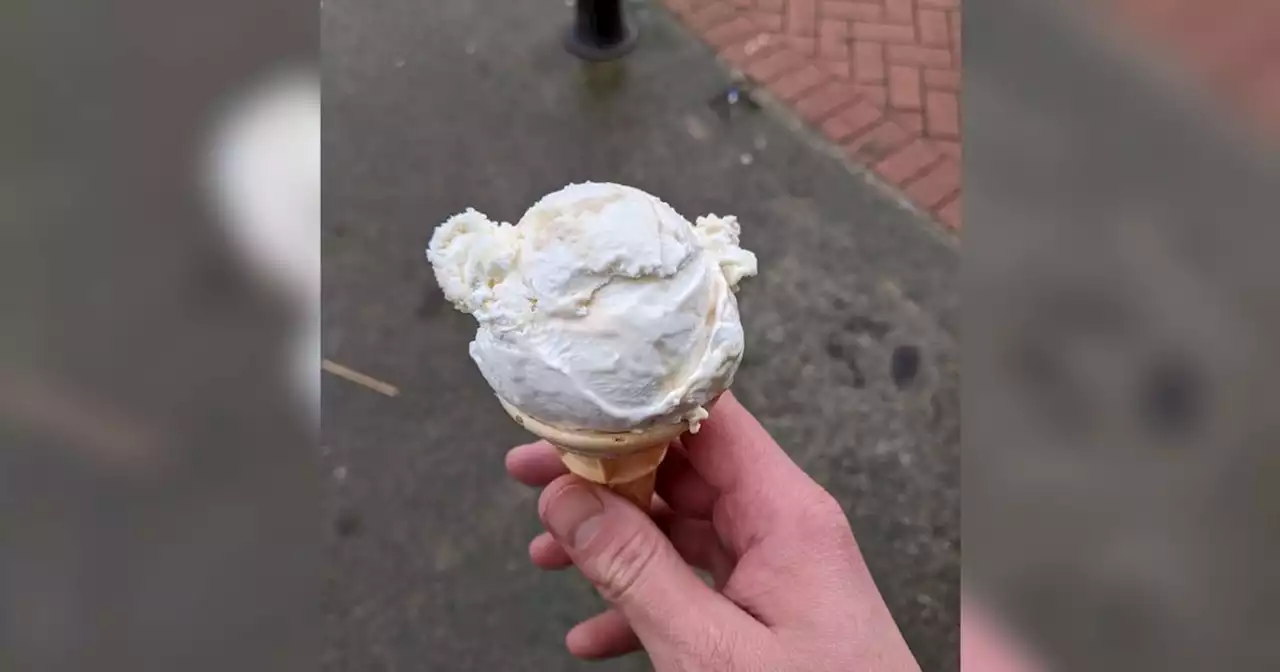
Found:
[505,391,925,671]
[960,601,1044,672]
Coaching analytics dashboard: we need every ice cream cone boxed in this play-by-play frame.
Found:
[498,397,688,509]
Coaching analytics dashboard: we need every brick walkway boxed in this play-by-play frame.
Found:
[665,0,963,230]
[1111,0,1280,139]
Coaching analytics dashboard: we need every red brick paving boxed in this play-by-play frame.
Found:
[1109,0,1280,139]
[663,0,963,230]
[665,0,1278,234]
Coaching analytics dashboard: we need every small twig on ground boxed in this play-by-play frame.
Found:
[322,359,400,397]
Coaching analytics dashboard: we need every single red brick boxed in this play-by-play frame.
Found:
[925,90,959,137]
[706,17,763,49]
[821,100,883,141]
[822,1,882,22]
[892,110,923,133]
[937,195,962,231]
[819,19,849,59]
[851,22,917,44]
[729,0,753,7]
[904,158,960,209]
[853,40,885,82]
[750,11,784,33]
[888,64,922,110]
[856,83,887,106]
[887,44,952,68]
[918,9,950,47]
[758,0,785,12]
[688,2,737,31]
[745,48,803,82]
[885,0,913,24]
[844,121,910,163]
[819,18,849,39]
[768,64,828,101]
[785,35,817,55]
[874,138,941,183]
[935,139,961,160]
[818,59,851,78]
[787,0,817,36]
[919,0,959,8]
[794,80,859,121]
[923,68,960,91]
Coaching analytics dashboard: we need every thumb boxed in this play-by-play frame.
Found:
[538,476,768,662]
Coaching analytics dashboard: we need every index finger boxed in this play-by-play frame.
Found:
[681,392,830,555]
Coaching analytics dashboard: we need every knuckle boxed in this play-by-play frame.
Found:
[592,526,661,603]
[788,492,860,553]
[794,491,849,532]
[810,492,848,524]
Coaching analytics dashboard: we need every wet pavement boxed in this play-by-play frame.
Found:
[322,0,959,670]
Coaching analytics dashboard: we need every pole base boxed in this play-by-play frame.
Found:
[565,23,638,62]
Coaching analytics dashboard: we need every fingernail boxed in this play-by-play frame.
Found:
[544,483,604,550]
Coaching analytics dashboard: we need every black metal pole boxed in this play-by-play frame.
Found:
[565,0,637,61]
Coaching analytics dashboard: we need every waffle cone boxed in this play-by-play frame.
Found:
[498,397,688,509]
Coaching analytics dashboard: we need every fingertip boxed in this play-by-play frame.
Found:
[691,390,751,439]
[564,624,593,658]
[682,389,804,494]
[505,440,550,465]
[503,440,532,470]
[529,532,572,570]
[565,610,641,660]
[506,441,567,486]
[719,388,739,406]
[535,473,576,514]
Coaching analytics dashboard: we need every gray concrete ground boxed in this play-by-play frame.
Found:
[322,1,958,670]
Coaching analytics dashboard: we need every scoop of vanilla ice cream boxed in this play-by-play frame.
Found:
[427,182,757,432]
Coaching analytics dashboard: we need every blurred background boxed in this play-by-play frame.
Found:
[1,1,318,671]
[5,0,1279,670]
[967,1,1280,670]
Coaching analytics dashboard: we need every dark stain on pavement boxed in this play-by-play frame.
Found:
[334,509,363,538]
[1140,354,1201,437]
[891,345,921,388]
